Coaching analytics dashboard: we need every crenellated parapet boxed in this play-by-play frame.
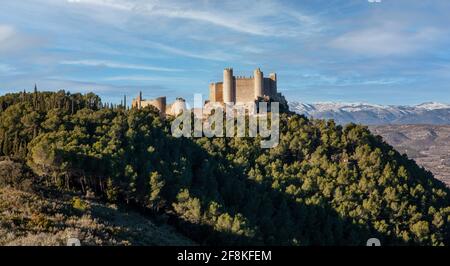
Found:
[209,67,278,104]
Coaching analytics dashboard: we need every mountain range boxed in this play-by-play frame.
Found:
[289,102,450,125]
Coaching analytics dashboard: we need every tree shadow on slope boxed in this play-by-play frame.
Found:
[26,111,408,246]
[171,178,404,246]
[148,133,406,246]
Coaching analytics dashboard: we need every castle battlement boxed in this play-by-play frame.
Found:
[235,76,253,80]
[209,67,278,104]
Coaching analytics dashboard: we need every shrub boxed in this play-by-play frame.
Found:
[28,213,52,230]
[0,158,32,191]
[72,197,89,212]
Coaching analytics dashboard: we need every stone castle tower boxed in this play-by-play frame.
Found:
[131,67,285,118]
[132,92,186,117]
[209,67,278,103]
[132,92,166,114]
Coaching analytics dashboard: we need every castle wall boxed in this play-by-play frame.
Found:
[208,68,277,104]
[131,91,143,108]
[209,83,216,102]
[167,98,187,116]
[209,82,223,102]
[235,78,255,103]
[216,83,223,102]
[139,96,166,117]
[132,99,139,108]
[263,78,277,97]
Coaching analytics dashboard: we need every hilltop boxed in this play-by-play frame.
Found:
[1,90,450,246]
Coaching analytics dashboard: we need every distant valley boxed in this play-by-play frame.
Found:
[370,125,450,187]
[290,102,450,186]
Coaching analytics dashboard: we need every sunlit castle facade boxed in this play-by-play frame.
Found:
[208,67,279,103]
[131,92,186,117]
[132,67,286,118]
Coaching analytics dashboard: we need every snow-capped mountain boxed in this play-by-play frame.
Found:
[289,101,450,125]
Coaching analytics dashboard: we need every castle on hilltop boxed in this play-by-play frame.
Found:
[132,67,287,117]
[209,67,281,103]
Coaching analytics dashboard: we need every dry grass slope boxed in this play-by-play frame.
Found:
[0,187,195,246]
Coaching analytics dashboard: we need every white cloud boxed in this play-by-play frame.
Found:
[103,75,194,83]
[0,25,15,42]
[60,59,183,72]
[144,41,235,62]
[104,75,160,81]
[330,26,441,56]
[0,25,22,52]
[146,7,271,37]
[66,0,321,37]
[0,24,43,54]
[296,71,411,87]
[0,63,22,76]
[66,0,132,10]
[0,63,15,73]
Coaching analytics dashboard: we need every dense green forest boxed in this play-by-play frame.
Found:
[1,89,450,246]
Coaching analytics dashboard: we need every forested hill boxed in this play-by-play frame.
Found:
[1,90,450,246]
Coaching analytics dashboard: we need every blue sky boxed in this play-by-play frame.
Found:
[1,0,450,105]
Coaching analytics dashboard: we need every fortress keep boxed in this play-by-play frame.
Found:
[209,68,279,103]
